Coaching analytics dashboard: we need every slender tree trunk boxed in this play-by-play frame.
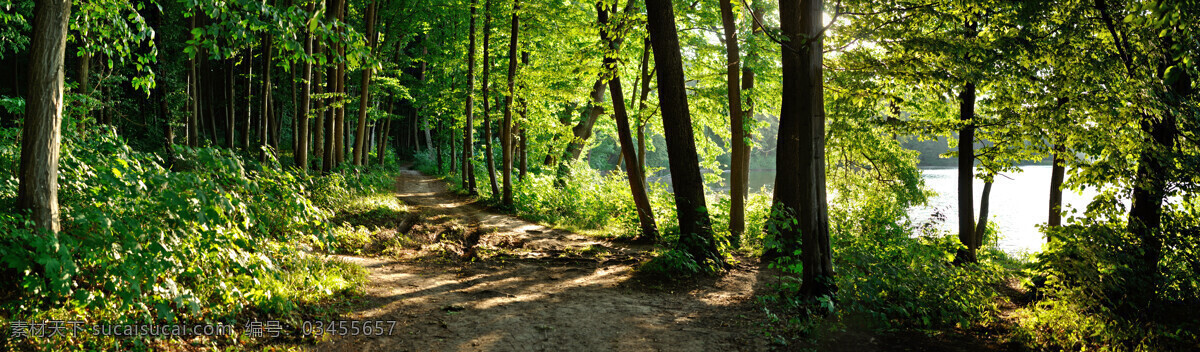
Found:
[1048,144,1065,230]
[636,37,652,175]
[324,0,340,171]
[718,0,747,245]
[297,1,315,170]
[975,180,993,248]
[500,0,520,206]
[226,59,236,148]
[18,0,71,233]
[481,0,501,196]
[334,0,347,166]
[243,45,254,150]
[187,16,200,147]
[354,0,378,165]
[645,0,723,267]
[151,3,173,164]
[378,118,391,165]
[436,118,445,172]
[314,51,326,171]
[600,1,657,241]
[260,34,273,162]
[519,51,529,181]
[77,40,90,135]
[557,79,607,179]
[463,0,479,194]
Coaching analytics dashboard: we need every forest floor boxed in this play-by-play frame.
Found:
[314,167,772,352]
[309,166,1029,352]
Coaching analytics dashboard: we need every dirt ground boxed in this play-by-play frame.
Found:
[316,168,774,352]
[309,168,1028,352]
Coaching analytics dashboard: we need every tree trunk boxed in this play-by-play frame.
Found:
[956,82,977,264]
[463,0,479,194]
[645,0,723,267]
[719,0,746,245]
[774,0,834,296]
[151,3,172,164]
[226,59,236,149]
[243,45,254,150]
[636,37,652,175]
[557,78,607,179]
[975,180,993,248]
[297,0,315,170]
[600,1,657,241]
[1048,144,1065,230]
[77,42,90,135]
[187,16,200,147]
[18,0,71,233]
[260,34,273,162]
[436,118,445,172]
[519,48,529,181]
[500,0,520,206]
[314,45,327,172]
[322,0,339,172]
[481,0,501,197]
[334,0,348,166]
[354,0,378,166]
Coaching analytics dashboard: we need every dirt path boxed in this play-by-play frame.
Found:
[318,168,771,352]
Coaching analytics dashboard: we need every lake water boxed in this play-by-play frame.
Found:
[720,165,1103,254]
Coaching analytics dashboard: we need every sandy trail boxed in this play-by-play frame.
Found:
[319,168,770,352]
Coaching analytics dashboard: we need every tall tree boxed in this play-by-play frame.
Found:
[600,0,657,241]
[18,0,72,233]
[353,0,378,166]
[775,0,834,296]
[500,0,520,207]
[481,0,500,196]
[296,0,317,171]
[462,0,479,194]
[644,0,724,267]
[718,0,747,245]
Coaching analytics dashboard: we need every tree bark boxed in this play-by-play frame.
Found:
[556,78,607,179]
[975,180,993,248]
[636,37,652,175]
[719,0,746,245]
[518,51,529,180]
[1048,144,1065,229]
[501,0,520,207]
[297,0,316,170]
[956,82,977,263]
[354,0,378,166]
[260,34,273,162]
[774,0,834,296]
[226,59,236,149]
[645,0,723,267]
[600,1,657,241]
[187,16,200,147]
[18,0,71,233]
[314,43,327,172]
[482,0,500,196]
[463,0,479,194]
[243,45,254,150]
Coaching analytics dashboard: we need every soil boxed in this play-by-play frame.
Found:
[310,167,1031,352]
[316,168,774,352]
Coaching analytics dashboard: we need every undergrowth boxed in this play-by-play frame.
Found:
[0,129,396,350]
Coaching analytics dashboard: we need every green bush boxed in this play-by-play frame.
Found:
[0,130,371,350]
[1015,209,1200,351]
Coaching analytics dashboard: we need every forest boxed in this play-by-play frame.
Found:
[0,0,1197,350]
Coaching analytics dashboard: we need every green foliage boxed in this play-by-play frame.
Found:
[638,248,702,278]
[0,130,378,349]
[1016,209,1200,351]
